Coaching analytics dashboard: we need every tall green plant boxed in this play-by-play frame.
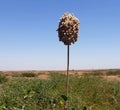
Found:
[57,13,80,110]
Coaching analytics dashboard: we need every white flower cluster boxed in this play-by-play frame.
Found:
[57,13,80,45]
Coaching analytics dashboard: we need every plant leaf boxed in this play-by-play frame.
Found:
[61,95,67,101]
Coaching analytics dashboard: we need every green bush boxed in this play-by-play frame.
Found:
[106,70,120,76]
[83,71,103,76]
[0,74,7,84]
[21,72,37,77]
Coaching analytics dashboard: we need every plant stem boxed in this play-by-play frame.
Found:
[64,45,69,110]
[67,45,69,100]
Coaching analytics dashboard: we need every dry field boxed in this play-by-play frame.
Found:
[1,69,120,81]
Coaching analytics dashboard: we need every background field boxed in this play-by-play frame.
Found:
[0,69,120,110]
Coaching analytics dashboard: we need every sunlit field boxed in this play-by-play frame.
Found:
[0,70,120,110]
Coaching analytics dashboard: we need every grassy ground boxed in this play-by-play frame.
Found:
[0,70,120,110]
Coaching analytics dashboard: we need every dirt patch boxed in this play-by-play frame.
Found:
[103,75,120,81]
[38,74,49,80]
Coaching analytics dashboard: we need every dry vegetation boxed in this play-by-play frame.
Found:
[0,69,120,81]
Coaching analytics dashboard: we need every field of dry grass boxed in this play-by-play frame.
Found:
[0,69,120,81]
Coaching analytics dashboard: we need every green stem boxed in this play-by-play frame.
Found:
[64,45,69,110]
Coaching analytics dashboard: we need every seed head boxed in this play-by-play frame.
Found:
[57,13,80,45]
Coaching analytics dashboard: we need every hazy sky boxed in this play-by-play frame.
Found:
[0,0,120,70]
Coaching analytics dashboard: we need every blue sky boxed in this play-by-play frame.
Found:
[0,0,120,70]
